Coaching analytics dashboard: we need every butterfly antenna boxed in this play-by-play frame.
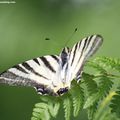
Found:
[64,28,78,47]
[44,28,78,49]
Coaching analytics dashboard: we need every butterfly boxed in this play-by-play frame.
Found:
[0,35,103,96]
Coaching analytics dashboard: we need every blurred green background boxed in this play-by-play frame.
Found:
[0,0,120,120]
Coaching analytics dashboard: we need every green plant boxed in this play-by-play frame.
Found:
[31,57,120,120]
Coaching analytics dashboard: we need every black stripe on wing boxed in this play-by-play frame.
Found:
[22,62,48,80]
[77,37,89,64]
[13,65,28,74]
[87,35,103,56]
[40,56,56,73]
[33,58,40,66]
[51,55,59,63]
[82,37,88,51]
[71,42,78,65]
[87,35,94,47]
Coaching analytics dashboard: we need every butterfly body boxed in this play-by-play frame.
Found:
[0,35,103,96]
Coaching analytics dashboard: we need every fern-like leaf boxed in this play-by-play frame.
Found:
[48,101,60,117]
[82,73,98,120]
[87,102,98,120]
[83,73,98,95]
[70,83,84,117]
[39,95,60,118]
[31,103,50,120]
[63,96,72,120]
[84,76,113,108]
[86,61,106,73]
[94,57,120,72]
[110,88,120,118]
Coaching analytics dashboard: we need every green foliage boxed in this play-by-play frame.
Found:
[94,57,120,72]
[31,96,60,120]
[70,83,84,117]
[31,57,120,120]
[82,73,98,120]
[31,103,50,120]
[82,73,98,95]
[86,61,106,73]
[84,76,113,109]
[87,102,98,120]
[110,88,120,118]
[63,96,72,120]
[93,91,116,120]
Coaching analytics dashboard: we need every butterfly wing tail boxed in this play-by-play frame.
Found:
[69,35,103,81]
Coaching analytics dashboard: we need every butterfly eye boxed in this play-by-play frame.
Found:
[57,87,68,95]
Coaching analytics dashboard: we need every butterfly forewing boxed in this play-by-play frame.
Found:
[67,35,103,81]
